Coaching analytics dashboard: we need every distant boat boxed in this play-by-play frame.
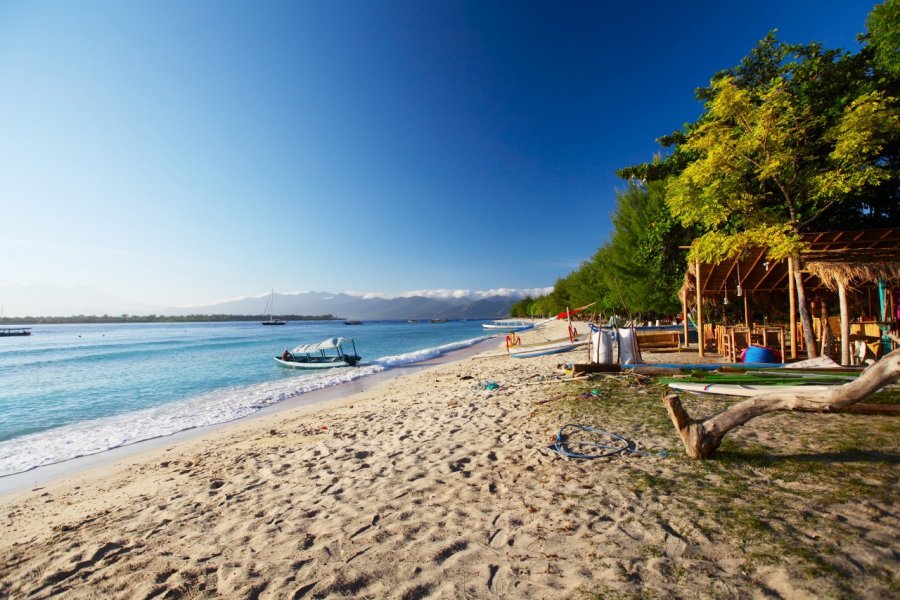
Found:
[407,319,418,323]
[274,337,361,369]
[344,320,363,325]
[482,319,534,332]
[0,327,31,337]
[430,318,447,323]
[262,289,287,325]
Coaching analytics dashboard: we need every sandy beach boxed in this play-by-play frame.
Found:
[1,321,898,599]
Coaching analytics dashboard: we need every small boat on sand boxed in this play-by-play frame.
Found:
[667,382,837,397]
[509,338,587,358]
[274,337,361,369]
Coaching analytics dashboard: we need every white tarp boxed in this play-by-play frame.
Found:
[291,337,349,354]
[617,327,643,365]
[590,327,614,364]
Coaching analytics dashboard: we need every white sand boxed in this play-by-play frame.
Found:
[1,320,896,598]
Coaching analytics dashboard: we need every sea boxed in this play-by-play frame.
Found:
[0,320,494,478]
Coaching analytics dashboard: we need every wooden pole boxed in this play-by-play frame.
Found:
[788,258,797,359]
[696,261,705,357]
[743,293,750,330]
[838,281,850,366]
[682,287,689,350]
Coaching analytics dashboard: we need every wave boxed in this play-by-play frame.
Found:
[0,335,490,478]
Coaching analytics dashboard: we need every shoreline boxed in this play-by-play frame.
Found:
[0,336,499,497]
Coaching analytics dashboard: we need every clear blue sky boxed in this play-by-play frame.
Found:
[0,0,878,307]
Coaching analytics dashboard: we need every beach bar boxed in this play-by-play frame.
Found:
[680,228,900,364]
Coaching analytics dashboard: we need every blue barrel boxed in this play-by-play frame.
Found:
[744,345,776,363]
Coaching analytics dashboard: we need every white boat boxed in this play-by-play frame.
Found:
[667,382,836,397]
[509,338,588,358]
[262,289,287,325]
[274,337,361,368]
[482,319,534,331]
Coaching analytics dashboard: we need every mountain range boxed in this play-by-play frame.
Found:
[0,283,521,320]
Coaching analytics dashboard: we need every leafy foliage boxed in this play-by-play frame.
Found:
[530,5,898,318]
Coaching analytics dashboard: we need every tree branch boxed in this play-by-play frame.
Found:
[664,348,900,459]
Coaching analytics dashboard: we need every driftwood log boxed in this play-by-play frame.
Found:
[664,347,900,459]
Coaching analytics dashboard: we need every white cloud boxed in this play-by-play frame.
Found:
[341,287,553,300]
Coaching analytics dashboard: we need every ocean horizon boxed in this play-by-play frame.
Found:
[0,320,494,477]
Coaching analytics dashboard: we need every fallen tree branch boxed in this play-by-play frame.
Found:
[663,348,900,459]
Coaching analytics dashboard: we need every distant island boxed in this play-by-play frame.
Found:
[0,314,340,325]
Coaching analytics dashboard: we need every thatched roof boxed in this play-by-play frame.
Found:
[683,228,900,300]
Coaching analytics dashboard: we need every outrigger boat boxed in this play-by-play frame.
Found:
[274,337,361,369]
[0,327,31,337]
[482,319,534,331]
[509,338,588,358]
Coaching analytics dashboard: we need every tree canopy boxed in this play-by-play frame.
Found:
[523,2,898,320]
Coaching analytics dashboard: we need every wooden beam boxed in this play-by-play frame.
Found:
[838,281,850,366]
[788,258,797,359]
[696,260,705,357]
[682,283,689,349]
[743,292,750,330]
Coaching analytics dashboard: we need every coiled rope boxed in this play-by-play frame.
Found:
[548,424,667,460]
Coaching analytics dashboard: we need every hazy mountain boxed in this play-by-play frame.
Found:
[173,291,517,320]
[0,284,519,320]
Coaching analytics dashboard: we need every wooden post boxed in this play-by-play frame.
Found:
[788,258,797,359]
[838,281,850,366]
[682,288,689,350]
[743,293,750,330]
[696,261,705,357]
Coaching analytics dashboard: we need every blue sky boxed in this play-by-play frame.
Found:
[0,0,878,309]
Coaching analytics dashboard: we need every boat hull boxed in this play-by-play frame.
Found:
[274,356,357,369]
[667,382,836,397]
[482,322,534,331]
[509,339,587,358]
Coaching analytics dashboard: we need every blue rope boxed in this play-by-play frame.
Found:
[548,424,667,460]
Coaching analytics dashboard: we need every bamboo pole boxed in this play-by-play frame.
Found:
[696,261,705,357]
[838,281,850,366]
[788,258,797,359]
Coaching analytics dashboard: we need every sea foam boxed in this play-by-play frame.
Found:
[0,335,488,477]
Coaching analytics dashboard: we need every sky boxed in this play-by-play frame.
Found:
[0,0,879,310]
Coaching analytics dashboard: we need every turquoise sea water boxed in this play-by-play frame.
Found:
[0,320,493,476]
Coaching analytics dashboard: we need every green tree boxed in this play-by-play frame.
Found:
[664,45,898,355]
[865,0,900,77]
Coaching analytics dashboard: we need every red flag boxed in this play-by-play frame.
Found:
[554,302,595,320]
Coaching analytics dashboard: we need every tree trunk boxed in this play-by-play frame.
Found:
[791,256,818,359]
[838,282,850,366]
[663,347,900,459]
[820,298,834,359]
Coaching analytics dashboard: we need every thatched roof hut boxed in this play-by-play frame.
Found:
[681,228,899,361]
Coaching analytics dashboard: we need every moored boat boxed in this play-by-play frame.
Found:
[262,289,287,325]
[482,319,534,331]
[0,327,31,337]
[274,337,361,369]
